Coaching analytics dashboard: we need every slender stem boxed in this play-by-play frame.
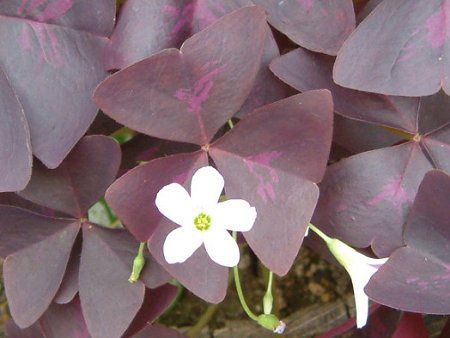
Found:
[186,304,219,337]
[227,119,235,129]
[308,223,332,244]
[232,231,259,321]
[263,269,274,314]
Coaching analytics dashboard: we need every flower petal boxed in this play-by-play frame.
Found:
[204,228,239,267]
[210,199,257,232]
[156,183,195,226]
[163,227,203,264]
[191,166,224,207]
[348,263,378,328]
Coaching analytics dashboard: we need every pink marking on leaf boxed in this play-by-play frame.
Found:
[244,151,281,203]
[18,0,29,14]
[195,2,225,29]
[28,0,47,12]
[35,0,73,22]
[29,22,64,67]
[171,3,195,36]
[174,63,225,142]
[426,2,450,49]
[367,175,414,214]
[298,0,314,11]
[162,4,180,16]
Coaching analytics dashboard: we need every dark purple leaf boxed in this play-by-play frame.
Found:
[366,170,450,314]
[18,135,121,218]
[39,297,90,338]
[0,67,31,192]
[132,324,186,338]
[106,151,208,242]
[79,224,146,338]
[0,0,114,168]
[314,142,433,257]
[439,318,450,338]
[318,305,401,338]
[270,47,420,133]
[334,0,450,96]
[106,0,193,69]
[94,6,267,145]
[333,114,404,154]
[1,207,80,328]
[124,284,179,337]
[210,90,333,275]
[54,236,81,304]
[6,320,44,338]
[392,313,429,338]
[252,0,355,55]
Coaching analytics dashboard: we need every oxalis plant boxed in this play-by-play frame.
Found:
[0,0,450,337]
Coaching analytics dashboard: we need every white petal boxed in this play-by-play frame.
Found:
[191,166,224,207]
[204,228,239,267]
[210,199,257,232]
[163,227,203,264]
[156,183,195,226]
[347,263,379,329]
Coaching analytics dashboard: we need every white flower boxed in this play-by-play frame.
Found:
[155,166,257,267]
[327,239,388,328]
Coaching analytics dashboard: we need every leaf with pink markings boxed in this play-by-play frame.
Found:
[94,6,267,146]
[313,142,434,257]
[270,47,420,133]
[252,0,355,55]
[209,90,333,275]
[0,67,31,192]
[334,0,450,96]
[366,170,450,314]
[0,0,115,170]
[107,0,287,118]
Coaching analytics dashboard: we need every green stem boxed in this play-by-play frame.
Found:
[227,119,235,129]
[263,270,274,314]
[186,304,219,337]
[308,223,332,244]
[128,242,146,283]
[232,231,259,321]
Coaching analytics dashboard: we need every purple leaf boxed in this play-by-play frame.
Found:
[124,284,179,337]
[94,6,267,145]
[392,313,429,338]
[252,0,355,55]
[132,324,186,338]
[1,208,80,328]
[18,135,121,218]
[79,224,146,338]
[54,236,81,304]
[270,47,420,133]
[314,142,433,257]
[0,1,115,168]
[106,151,208,242]
[0,67,31,192]
[106,0,194,69]
[318,305,401,338]
[6,320,44,338]
[334,0,450,96]
[366,170,450,314]
[39,297,90,338]
[210,90,333,275]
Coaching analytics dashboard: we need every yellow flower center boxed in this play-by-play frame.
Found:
[194,212,212,231]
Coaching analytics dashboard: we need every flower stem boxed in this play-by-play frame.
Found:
[263,270,274,314]
[232,231,259,321]
[128,242,146,283]
[227,119,235,129]
[308,223,332,244]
